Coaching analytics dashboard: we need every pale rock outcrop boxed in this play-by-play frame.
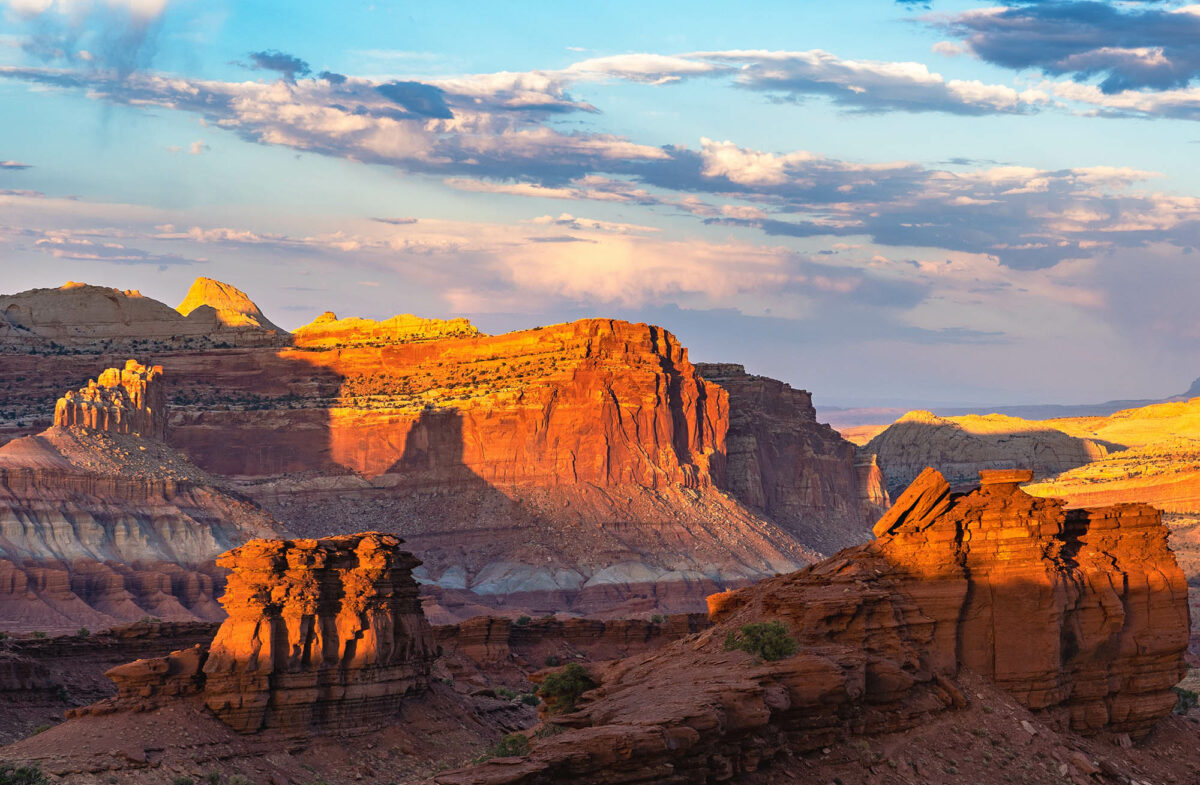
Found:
[53,359,165,439]
[866,409,1109,494]
[176,276,283,333]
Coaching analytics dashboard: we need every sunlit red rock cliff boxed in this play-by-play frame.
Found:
[0,279,886,621]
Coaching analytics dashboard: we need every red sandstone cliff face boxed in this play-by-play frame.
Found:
[695,362,889,552]
[0,286,881,617]
[434,468,1189,785]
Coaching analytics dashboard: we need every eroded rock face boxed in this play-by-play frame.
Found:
[201,533,436,734]
[435,468,1189,785]
[53,360,165,439]
[695,362,889,552]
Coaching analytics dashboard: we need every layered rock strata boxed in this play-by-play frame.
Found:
[0,362,280,632]
[74,533,437,736]
[53,359,165,439]
[204,533,436,733]
[436,468,1189,785]
[694,362,889,551]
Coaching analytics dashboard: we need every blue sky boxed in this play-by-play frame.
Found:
[3,0,1200,406]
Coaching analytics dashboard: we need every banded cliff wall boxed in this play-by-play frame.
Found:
[0,361,281,633]
[0,281,883,618]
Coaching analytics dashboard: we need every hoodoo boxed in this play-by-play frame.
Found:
[74,533,437,736]
[53,359,166,439]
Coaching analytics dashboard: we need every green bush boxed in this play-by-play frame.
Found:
[543,654,561,667]
[1174,686,1199,714]
[29,631,46,639]
[75,627,90,638]
[519,692,541,706]
[0,764,49,785]
[513,615,532,626]
[171,778,195,785]
[494,686,517,700]
[650,614,667,625]
[538,663,596,715]
[723,621,798,662]
[475,733,530,761]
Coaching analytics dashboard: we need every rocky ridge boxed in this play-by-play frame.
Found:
[0,281,283,351]
[293,311,480,348]
[865,409,1109,495]
[435,468,1189,785]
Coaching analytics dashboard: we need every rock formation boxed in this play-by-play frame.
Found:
[0,279,283,351]
[0,280,892,616]
[176,276,283,334]
[695,362,889,552]
[0,362,281,632]
[435,468,1189,785]
[75,533,436,736]
[292,311,479,348]
[866,409,1109,495]
[53,359,165,439]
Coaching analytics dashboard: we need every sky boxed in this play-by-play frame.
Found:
[2,0,1200,407]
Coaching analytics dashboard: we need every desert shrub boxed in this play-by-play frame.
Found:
[0,763,49,785]
[29,631,46,639]
[537,663,596,715]
[29,724,51,735]
[543,654,560,667]
[475,733,530,762]
[519,692,541,706]
[75,627,90,638]
[1174,686,1199,714]
[514,615,532,626]
[227,776,251,785]
[171,778,195,785]
[650,614,667,625]
[724,621,798,662]
[495,686,517,699]
[203,773,222,785]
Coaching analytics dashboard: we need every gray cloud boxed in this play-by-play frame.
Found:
[246,50,311,83]
[934,2,1200,93]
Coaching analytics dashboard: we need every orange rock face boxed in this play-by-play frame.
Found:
[201,533,436,734]
[53,360,166,439]
[435,468,1189,785]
